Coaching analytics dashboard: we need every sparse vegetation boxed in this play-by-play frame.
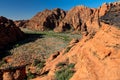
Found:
[55,63,75,80]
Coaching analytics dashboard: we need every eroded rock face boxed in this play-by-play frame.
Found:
[54,6,100,34]
[0,16,24,50]
[27,8,66,31]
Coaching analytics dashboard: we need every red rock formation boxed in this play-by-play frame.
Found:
[21,2,120,35]
[54,6,100,35]
[27,8,66,31]
[0,16,24,50]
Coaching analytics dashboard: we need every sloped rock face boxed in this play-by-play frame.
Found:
[27,8,66,31]
[70,23,120,80]
[0,16,24,50]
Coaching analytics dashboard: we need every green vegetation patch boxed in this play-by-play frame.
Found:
[55,63,75,80]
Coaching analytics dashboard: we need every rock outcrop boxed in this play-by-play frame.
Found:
[0,16,24,50]
[26,8,66,31]
[54,6,100,34]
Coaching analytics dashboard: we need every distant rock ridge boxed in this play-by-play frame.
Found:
[16,2,120,36]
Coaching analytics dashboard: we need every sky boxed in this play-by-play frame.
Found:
[0,0,115,20]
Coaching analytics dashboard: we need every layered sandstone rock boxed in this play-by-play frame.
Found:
[0,16,24,50]
[27,8,66,31]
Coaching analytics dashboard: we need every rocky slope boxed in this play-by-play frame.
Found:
[32,22,120,80]
[0,16,24,50]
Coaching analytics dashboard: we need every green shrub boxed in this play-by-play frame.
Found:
[55,63,75,80]
[67,63,75,68]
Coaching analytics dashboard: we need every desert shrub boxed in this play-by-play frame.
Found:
[55,63,75,80]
